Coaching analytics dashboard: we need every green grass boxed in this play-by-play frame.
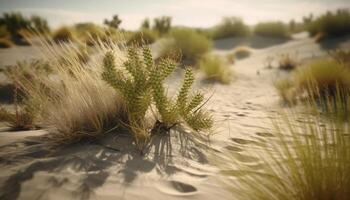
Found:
[254,21,290,38]
[219,113,350,200]
[199,54,233,84]
[160,28,211,64]
[212,17,250,39]
[308,9,350,39]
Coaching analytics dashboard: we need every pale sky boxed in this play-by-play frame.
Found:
[0,0,349,30]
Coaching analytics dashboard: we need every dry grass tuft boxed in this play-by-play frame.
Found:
[278,53,299,70]
[200,54,233,84]
[53,26,76,43]
[218,113,350,200]
[233,46,251,59]
[0,38,14,48]
[12,37,127,141]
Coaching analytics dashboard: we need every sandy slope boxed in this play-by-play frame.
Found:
[0,34,349,200]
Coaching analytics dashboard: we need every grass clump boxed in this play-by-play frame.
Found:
[199,54,233,84]
[0,38,14,48]
[212,17,250,39]
[53,26,76,43]
[12,37,126,141]
[232,46,251,59]
[254,21,290,38]
[75,23,106,46]
[219,114,350,200]
[102,46,213,147]
[160,28,211,64]
[274,78,295,104]
[308,9,350,39]
[278,53,299,70]
[295,59,350,100]
[127,29,158,46]
[275,57,350,118]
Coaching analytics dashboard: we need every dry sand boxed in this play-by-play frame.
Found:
[0,33,349,200]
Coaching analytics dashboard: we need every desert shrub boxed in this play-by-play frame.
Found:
[53,26,75,43]
[153,16,171,35]
[295,59,350,100]
[12,37,126,141]
[219,113,350,200]
[233,46,251,59]
[278,53,299,70]
[104,15,122,29]
[75,23,106,45]
[0,38,14,48]
[308,9,350,38]
[30,15,50,33]
[0,12,31,37]
[141,18,150,29]
[160,28,211,63]
[274,78,295,103]
[329,49,350,67]
[199,54,233,84]
[0,25,9,38]
[0,80,38,130]
[275,59,350,117]
[127,29,158,46]
[254,21,290,38]
[102,46,213,147]
[212,17,250,39]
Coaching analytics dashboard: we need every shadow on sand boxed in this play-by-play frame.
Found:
[213,36,290,50]
[0,127,209,200]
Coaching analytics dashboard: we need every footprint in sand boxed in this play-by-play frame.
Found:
[255,132,274,137]
[231,138,256,145]
[225,145,243,152]
[157,180,198,196]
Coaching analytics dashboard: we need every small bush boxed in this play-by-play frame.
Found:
[0,38,14,48]
[0,12,31,37]
[254,21,290,38]
[278,53,299,70]
[160,28,211,63]
[308,9,350,38]
[0,25,9,38]
[53,26,75,43]
[329,49,350,67]
[102,46,213,147]
[153,16,171,35]
[233,46,251,59]
[199,54,233,84]
[295,59,350,100]
[30,15,50,33]
[219,114,350,200]
[0,83,38,130]
[12,37,126,141]
[75,23,106,46]
[127,29,158,46]
[274,78,295,103]
[212,17,250,39]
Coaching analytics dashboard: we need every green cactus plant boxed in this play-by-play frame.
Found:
[102,46,213,144]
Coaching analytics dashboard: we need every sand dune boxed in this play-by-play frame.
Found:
[0,34,349,200]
